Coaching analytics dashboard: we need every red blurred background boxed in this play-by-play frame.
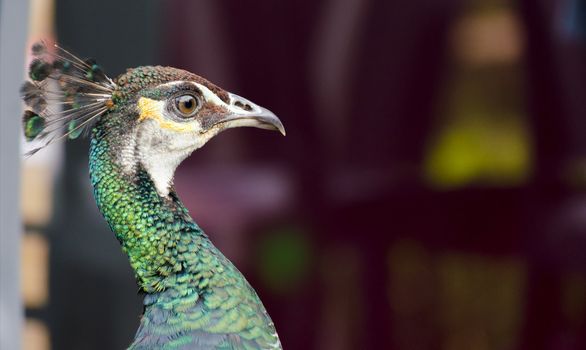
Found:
[13,0,586,349]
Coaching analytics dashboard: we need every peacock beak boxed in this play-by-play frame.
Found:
[208,93,286,136]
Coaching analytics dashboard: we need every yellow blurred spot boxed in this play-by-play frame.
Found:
[424,115,531,189]
[21,232,49,308]
[425,3,531,189]
[23,318,50,350]
[452,8,524,66]
[21,166,53,226]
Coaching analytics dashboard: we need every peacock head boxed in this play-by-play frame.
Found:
[112,66,285,195]
[21,43,285,196]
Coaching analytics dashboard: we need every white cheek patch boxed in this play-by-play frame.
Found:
[136,119,212,197]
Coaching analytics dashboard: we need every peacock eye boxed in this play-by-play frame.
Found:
[174,94,199,118]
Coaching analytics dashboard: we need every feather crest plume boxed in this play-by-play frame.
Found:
[21,42,116,157]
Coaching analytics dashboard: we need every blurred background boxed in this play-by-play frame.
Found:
[1,0,586,349]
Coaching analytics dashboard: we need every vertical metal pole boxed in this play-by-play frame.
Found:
[0,0,29,349]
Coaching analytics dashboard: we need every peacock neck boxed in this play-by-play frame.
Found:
[89,120,212,294]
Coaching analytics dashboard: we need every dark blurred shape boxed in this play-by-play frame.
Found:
[560,0,586,41]
[388,240,437,350]
[317,245,363,350]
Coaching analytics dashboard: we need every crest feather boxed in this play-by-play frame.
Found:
[21,42,116,157]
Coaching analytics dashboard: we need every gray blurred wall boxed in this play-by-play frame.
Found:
[0,0,28,349]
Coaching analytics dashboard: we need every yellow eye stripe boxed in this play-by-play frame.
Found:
[137,97,197,132]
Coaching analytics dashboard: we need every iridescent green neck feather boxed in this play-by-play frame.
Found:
[90,116,196,292]
[90,115,281,349]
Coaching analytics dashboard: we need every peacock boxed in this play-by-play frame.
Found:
[21,42,285,350]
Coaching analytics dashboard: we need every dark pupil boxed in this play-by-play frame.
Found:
[182,98,193,109]
[176,95,197,116]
